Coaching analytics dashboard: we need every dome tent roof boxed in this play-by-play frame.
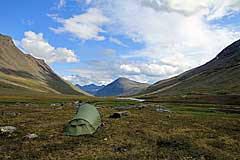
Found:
[64,103,101,136]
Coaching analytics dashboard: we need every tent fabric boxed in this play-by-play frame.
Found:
[64,103,101,136]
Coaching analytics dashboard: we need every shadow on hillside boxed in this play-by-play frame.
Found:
[45,72,81,95]
[0,68,35,79]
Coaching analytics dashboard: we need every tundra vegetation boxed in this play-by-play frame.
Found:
[0,95,239,160]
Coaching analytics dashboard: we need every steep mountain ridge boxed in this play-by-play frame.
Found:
[142,39,240,97]
[0,33,88,96]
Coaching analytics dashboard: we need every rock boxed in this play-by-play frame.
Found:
[74,101,82,106]
[24,103,32,107]
[112,146,128,152]
[0,126,16,133]
[104,138,108,141]
[56,107,63,110]
[101,122,106,127]
[49,135,54,138]
[50,103,56,107]
[50,103,63,107]
[109,111,129,118]
[1,112,20,117]
[25,133,38,139]
[96,105,108,109]
[156,107,171,113]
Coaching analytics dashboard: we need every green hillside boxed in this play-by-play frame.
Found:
[0,33,89,96]
[141,39,240,97]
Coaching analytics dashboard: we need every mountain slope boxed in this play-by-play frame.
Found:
[76,84,105,95]
[142,39,240,97]
[95,77,150,97]
[0,33,89,96]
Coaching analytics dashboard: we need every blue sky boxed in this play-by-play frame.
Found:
[1,0,240,85]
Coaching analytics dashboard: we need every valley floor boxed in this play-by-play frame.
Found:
[0,98,240,160]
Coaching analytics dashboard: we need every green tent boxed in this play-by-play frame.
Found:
[64,103,101,136]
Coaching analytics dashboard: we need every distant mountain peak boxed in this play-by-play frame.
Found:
[95,77,150,97]
[117,77,129,80]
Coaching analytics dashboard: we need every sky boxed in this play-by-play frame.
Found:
[0,0,240,85]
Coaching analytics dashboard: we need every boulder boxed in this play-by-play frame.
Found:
[109,111,129,118]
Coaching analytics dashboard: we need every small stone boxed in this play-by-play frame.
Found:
[1,112,19,117]
[25,103,32,107]
[101,122,106,127]
[50,103,63,107]
[74,101,81,105]
[104,138,108,141]
[156,107,171,113]
[25,133,38,139]
[0,126,16,133]
[56,107,63,110]
[112,146,128,152]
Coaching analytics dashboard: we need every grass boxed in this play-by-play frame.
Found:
[163,103,240,118]
[0,71,89,96]
[140,65,240,97]
[0,72,58,93]
[0,98,240,159]
[143,94,240,105]
[94,101,140,107]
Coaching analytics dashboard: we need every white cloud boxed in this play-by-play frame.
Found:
[85,0,92,5]
[67,60,181,85]
[63,74,106,86]
[50,8,109,41]
[141,0,210,16]
[206,0,240,20]
[94,0,240,69]
[120,61,182,77]
[109,37,128,47]
[120,64,141,74]
[57,0,66,9]
[141,63,179,77]
[66,54,186,85]
[19,31,79,63]
[141,0,240,20]
[64,69,114,85]
[62,0,240,85]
